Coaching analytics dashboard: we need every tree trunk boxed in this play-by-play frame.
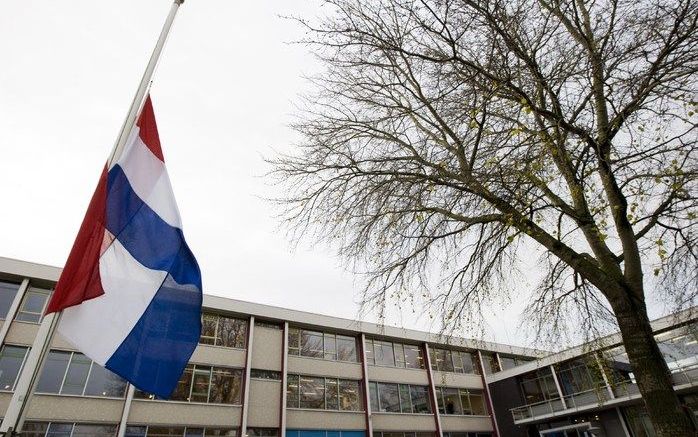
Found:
[612,297,695,436]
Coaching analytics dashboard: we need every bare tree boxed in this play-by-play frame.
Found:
[269,0,698,433]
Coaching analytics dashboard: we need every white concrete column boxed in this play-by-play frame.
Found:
[117,384,136,437]
[0,279,29,347]
[477,350,501,437]
[549,364,568,409]
[280,322,289,437]
[359,333,373,437]
[240,316,255,436]
[423,343,443,437]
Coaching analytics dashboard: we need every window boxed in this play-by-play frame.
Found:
[430,348,479,374]
[35,350,126,397]
[499,355,533,371]
[368,382,432,414]
[519,368,560,404]
[435,387,487,415]
[287,374,362,411]
[0,345,28,390]
[136,364,242,404]
[555,359,599,395]
[372,432,433,437]
[480,352,500,374]
[365,339,424,369]
[255,320,281,329]
[23,422,117,437]
[288,432,365,437]
[247,429,278,437]
[15,286,51,323]
[250,369,281,380]
[200,313,247,348]
[124,427,237,437]
[288,327,358,362]
[0,280,20,319]
[656,324,698,372]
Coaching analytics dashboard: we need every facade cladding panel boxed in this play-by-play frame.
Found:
[0,257,696,437]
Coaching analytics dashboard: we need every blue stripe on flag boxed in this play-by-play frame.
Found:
[105,270,202,398]
[106,165,198,285]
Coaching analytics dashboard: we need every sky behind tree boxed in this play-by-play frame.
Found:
[0,0,672,349]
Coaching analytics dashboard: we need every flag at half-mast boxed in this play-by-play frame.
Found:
[45,96,202,398]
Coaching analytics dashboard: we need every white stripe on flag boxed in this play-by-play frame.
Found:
[58,239,167,365]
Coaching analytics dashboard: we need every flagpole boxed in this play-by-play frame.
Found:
[0,2,185,435]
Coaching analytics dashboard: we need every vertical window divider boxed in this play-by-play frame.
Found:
[57,351,73,395]
[0,279,28,346]
[206,366,213,403]
[82,360,95,396]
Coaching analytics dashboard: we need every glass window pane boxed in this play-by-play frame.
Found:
[36,350,71,393]
[399,384,412,413]
[218,317,247,348]
[190,366,212,402]
[250,369,281,380]
[200,313,218,345]
[442,388,461,414]
[429,348,438,370]
[378,382,400,412]
[324,334,337,361]
[369,381,378,411]
[337,335,357,362]
[461,352,477,374]
[481,353,500,374]
[436,387,445,413]
[210,367,242,404]
[0,281,20,319]
[46,423,73,437]
[288,328,301,355]
[500,356,517,371]
[410,385,431,413]
[84,363,127,397]
[365,339,375,365]
[300,331,324,358]
[404,345,423,369]
[339,379,361,411]
[394,344,406,368]
[147,427,186,437]
[125,426,147,437]
[61,353,92,395]
[469,391,487,415]
[185,429,204,437]
[22,422,50,437]
[204,429,237,437]
[436,349,454,372]
[171,364,194,401]
[246,429,278,437]
[15,287,51,323]
[300,376,325,409]
[374,341,395,367]
[326,378,339,410]
[460,389,472,414]
[287,374,300,408]
[452,351,464,373]
[0,345,27,390]
[72,424,117,436]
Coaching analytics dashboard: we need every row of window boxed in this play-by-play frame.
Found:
[429,348,478,374]
[287,432,364,437]
[126,426,237,436]
[0,280,53,324]
[288,328,358,362]
[23,422,118,437]
[37,350,127,397]
[368,382,432,414]
[0,344,28,390]
[286,374,362,410]
[365,339,424,369]
[137,364,243,404]
[200,313,247,349]
[435,387,487,416]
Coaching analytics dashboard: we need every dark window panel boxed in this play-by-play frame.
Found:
[36,350,71,393]
[300,331,324,358]
[288,328,301,356]
[200,313,218,345]
[399,384,412,413]
[339,379,361,411]
[374,341,395,367]
[171,364,194,401]
[125,426,148,437]
[442,388,462,415]
[326,378,339,410]
[46,422,73,437]
[404,344,423,369]
[369,381,379,411]
[209,367,242,404]
[0,281,20,319]
[300,375,325,408]
[336,335,357,362]
[147,427,186,436]
[72,424,118,436]
[83,362,127,397]
[217,316,247,348]
[410,385,431,413]
[250,369,281,380]
[324,333,337,361]
[61,353,92,395]
[0,345,28,390]
[365,339,375,365]
[15,287,51,323]
[377,382,400,412]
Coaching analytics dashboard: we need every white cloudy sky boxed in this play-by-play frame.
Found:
[1,0,670,350]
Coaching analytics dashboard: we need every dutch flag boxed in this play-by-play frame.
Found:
[46,96,202,398]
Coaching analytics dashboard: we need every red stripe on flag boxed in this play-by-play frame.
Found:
[45,167,108,314]
[136,95,164,162]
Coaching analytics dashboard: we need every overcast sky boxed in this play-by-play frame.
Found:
[2,0,670,350]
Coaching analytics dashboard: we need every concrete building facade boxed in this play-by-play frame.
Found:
[0,256,695,437]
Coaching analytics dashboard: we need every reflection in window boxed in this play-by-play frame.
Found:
[287,374,362,411]
[480,352,500,374]
[368,382,432,414]
[124,426,237,437]
[365,339,424,369]
[247,429,278,437]
[519,368,560,404]
[200,313,247,348]
[35,350,126,398]
[656,324,698,372]
[288,327,357,362]
[435,387,487,415]
[23,422,117,437]
[0,280,20,319]
[15,287,51,323]
[250,369,282,380]
[430,348,479,374]
[136,364,242,404]
[372,434,435,437]
[0,345,28,390]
